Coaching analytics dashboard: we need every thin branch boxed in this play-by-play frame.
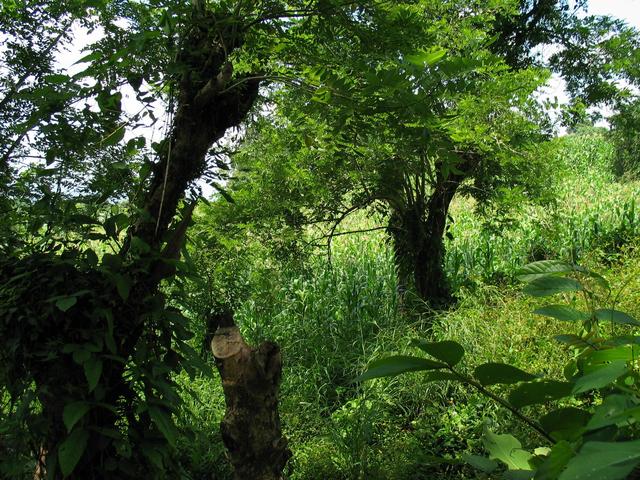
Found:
[326,203,367,267]
[312,225,386,243]
[449,366,555,444]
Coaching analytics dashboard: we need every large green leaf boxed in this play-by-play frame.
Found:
[55,296,77,312]
[585,346,639,367]
[504,471,535,479]
[523,277,582,297]
[114,273,132,301]
[535,441,575,480]
[357,355,447,382]
[509,380,573,408]
[516,260,576,282]
[406,47,448,66]
[586,395,640,431]
[559,441,640,480]
[83,357,103,392]
[63,402,91,433]
[148,406,178,447]
[595,309,640,326]
[533,305,590,322]
[410,339,465,366]
[474,363,536,386]
[572,361,628,394]
[58,428,89,477]
[461,453,498,473]
[482,425,532,471]
[102,125,125,146]
[539,407,591,441]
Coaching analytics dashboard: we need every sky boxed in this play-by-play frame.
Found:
[588,0,640,27]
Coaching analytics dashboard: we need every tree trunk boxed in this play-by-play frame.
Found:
[210,313,291,480]
[414,172,462,306]
[32,7,263,479]
[388,171,463,307]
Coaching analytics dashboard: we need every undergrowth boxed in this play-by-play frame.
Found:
[174,128,640,479]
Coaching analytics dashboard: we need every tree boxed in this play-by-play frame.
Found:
[214,0,640,306]
[214,0,554,305]
[0,0,345,477]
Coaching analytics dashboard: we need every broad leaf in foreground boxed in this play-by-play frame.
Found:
[357,355,447,382]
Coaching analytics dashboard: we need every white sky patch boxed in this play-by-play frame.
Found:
[588,0,640,26]
[54,21,169,146]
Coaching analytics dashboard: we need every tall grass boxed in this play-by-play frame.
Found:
[176,127,640,479]
[446,129,640,289]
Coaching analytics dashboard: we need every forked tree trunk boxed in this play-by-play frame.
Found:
[210,313,291,480]
[414,172,462,305]
[389,171,464,307]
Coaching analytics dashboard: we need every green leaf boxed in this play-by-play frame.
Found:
[410,339,465,366]
[516,260,576,282]
[114,274,132,301]
[102,125,125,146]
[534,305,590,322]
[357,355,447,382]
[74,51,101,65]
[461,453,498,473]
[101,253,122,271]
[523,277,582,297]
[55,296,77,312]
[559,440,640,480]
[482,425,532,471]
[84,357,103,392]
[587,395,640,431]
[406,47,448,66]
[148,406,178,447]
[72,348,91,364]
[63,402,91,433]
[58,428,89,477]
[504,471,535,480]
[535,441,575,480]
[572,361,628,394]
[85,249,99,267]
[509,380,573,408]
[539,407,591,441]
[585,346,640,368]
[474,363,536,386]
[595,309,640,326]
[44,74,70,84]
[210,181,235,204]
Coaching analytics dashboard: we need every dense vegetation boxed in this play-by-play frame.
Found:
[1,1,640,479]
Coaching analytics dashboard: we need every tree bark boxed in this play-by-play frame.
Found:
[210,313,291,480]
[388,171,463,307]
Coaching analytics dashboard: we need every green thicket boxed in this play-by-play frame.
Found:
[170,127,640,479]
[1,1,640,478]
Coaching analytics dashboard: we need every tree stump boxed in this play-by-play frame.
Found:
[211,322,291,480]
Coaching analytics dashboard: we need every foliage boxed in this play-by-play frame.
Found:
[446,128,640,289]
[610,97,640,180]
[360,259,640,479]
[1,0,640,478]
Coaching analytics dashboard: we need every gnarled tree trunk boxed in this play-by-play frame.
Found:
[388,169,464,308]
[210,312,291,480]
